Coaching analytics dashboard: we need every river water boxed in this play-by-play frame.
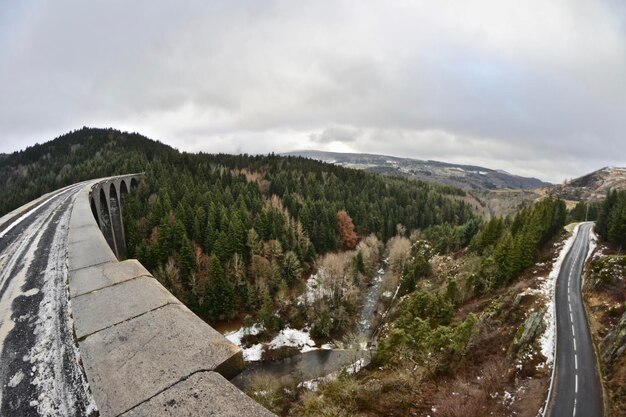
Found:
[231,263,387,390]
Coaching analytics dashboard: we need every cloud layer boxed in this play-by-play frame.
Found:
[1,0,625,182]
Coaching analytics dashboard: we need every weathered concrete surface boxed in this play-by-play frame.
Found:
[72,276,178,338]
[69,260,151,297]
[67,187,118,272]
[68,237,118,271]
[69,196,100,230]
[79,304,243,416]
[120,371,275,417]
[66,176,272,417]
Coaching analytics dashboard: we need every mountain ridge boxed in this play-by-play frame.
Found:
[284,150,551,191]
[549,166,626,202]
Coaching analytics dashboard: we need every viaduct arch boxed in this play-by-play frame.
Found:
[89,175,141,260]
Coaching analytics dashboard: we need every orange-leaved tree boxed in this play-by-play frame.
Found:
[337,210,358,250]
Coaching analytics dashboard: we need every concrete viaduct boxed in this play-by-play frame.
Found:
[68,175,274,416]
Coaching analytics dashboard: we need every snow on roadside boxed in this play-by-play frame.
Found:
[586,226,598,263]
[29,201,97,416]
[537,224,580,365]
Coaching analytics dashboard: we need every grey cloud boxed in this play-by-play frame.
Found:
[1,0,625,183]
[309,126,362,144]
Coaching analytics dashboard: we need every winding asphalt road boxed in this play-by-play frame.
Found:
[548,222,603,417]
[0,183,95,417]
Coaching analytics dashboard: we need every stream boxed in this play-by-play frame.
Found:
[230,262,388,390]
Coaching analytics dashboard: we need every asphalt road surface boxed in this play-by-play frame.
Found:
[549,222,603,417]
[0,184,96,417]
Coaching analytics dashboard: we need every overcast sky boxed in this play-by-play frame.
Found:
[1,0,625,183]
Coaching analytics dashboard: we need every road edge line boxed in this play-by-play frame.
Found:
[579,223,610,417]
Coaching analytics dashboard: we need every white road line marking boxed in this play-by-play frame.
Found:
[572,324,575,336]
[0,195,58,239]
[0,184,82,239]
[575,354,578,370]
[573,337,577,352]
[575,373,578,393]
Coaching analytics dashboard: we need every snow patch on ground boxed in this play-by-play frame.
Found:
[7,370,25,388]
[587,226,598,263]
[22,288,40,297]
[225,324,265,361]
[224,323,264,346]
[538,224,580,365]
[298,270,333,305]
[297,358,368,391]
[243,344,264,362]
[225,324,317,361]
[269,327,316,351]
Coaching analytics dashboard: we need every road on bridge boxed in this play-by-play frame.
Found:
[548,222,603,417]
[0,184,95,417]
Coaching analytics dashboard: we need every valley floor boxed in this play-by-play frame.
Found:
[245,229,583,417]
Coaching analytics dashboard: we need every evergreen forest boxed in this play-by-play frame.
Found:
[0,127,477,325]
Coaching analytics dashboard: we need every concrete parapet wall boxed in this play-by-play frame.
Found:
[68,176,274,417]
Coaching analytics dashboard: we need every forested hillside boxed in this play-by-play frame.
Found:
[121,144,476,323]
[2,127,580,416]
[290,195,570,416]
[0,128,175,216]
[0,127,476,327]
[583,190,626,415]
[469,198,567,291]
[596,189,626,248]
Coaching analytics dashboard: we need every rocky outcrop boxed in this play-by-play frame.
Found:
[509,309,546,358]
[601,311,626,373]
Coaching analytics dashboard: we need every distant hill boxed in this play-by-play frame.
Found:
[550,167,626,202]
[0,127,176,216]
[0,128,477,238]
[284,150,551,191]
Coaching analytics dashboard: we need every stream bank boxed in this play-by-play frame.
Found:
[225,262,390,390]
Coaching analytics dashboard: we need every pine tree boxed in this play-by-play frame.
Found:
[209,256,235,318]
[178,235,197,290]
[282,251,303,285]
